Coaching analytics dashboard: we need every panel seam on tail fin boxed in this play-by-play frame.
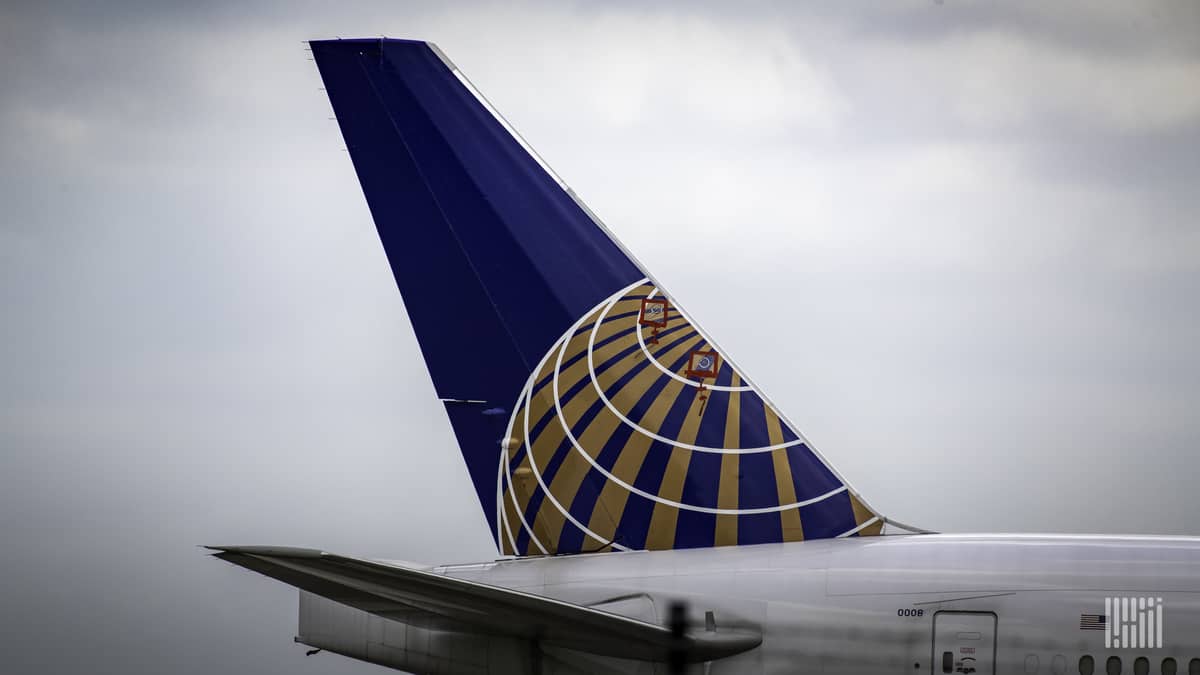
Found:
[353,52,534,380]
[430,43,572,192]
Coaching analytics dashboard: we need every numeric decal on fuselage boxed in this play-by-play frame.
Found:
[897,608,925,618]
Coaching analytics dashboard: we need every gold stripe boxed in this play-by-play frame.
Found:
[504,283,652,552]
[506,459,555,555]
[636,304,681,341]
[858,520,884,536]
[593,335,702,492]
[643,447,689,550]
[531,334,704,550]
[523,310,614,437]
[503,498,523,556]
[512,353,567,515]
[571,330,705,537]
[644,357,711,550]
[539,407,624,550]
[499,490,517,556]
[558,330,701,446]
[523,294,657,434]
[849,493,880,531]
[849,493,872,524]
[589,293,654,345]
[512,314,608,540]
[766,406,804,541]
[715,374,741,546]
[583,370,691,541]
[517,314,651,520]
[590,336,700,545]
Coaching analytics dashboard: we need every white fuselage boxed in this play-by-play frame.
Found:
[298,534,1200,674]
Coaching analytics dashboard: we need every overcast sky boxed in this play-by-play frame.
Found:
[1,1,1198,673]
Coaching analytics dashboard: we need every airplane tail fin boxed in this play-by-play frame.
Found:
[310,38,884,555]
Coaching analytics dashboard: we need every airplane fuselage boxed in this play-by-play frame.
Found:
[298,534,1200,674]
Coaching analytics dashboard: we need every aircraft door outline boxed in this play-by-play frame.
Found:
[932,611,998,675]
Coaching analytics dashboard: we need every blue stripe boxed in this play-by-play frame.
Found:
[691,388,730,450]
[648,342,711,458]
[614,346,705,549]
[713,363,734,387]
[678,450,722,509]
[611,486,655,551]
[737,512,783,545]
[780,420,801,443]
[628,361,703,495]
[672,357,736,546]
[569,306,646,336]
[556,337,697,479]
[736,391,772,450]
[686,363,734,451]
[736,450,779,510]
[530,321,694,404]
[786,443,842,502]
[530,324,629,395]
[798,489,855,539]
[562,367,693,551]
[523,330,703,552]
[592,327,695,380]
[514,326,698,476]
[508,345,840,552]
[518,397,609,545]
[563,333,718,550]
[556,496,591,552]
[673,510,716,549]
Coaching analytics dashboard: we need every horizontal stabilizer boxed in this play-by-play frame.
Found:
[208,546,761,663]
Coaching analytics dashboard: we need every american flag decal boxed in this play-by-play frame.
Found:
[1080,614,1107,630]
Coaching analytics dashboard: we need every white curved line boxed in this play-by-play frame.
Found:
[501,279,649,463]
[498,279,650,555]
[650,282,888,525]
[495,453,505,551]
[503,448,548,555]
[498,459,520,556]
[837,516,881,538]
[587,292,804,455]
[535,352,632,551]
[637,289,754,393]
[555,299,846,513]
[500,508,518,555]
[500,276,843,538]
[553,392,847,515]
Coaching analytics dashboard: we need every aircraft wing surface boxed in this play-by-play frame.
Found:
[208,546,760,663]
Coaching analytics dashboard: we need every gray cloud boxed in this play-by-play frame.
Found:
[1,1,1198,672]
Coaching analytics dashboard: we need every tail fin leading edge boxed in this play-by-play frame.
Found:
[310,38,883,555]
